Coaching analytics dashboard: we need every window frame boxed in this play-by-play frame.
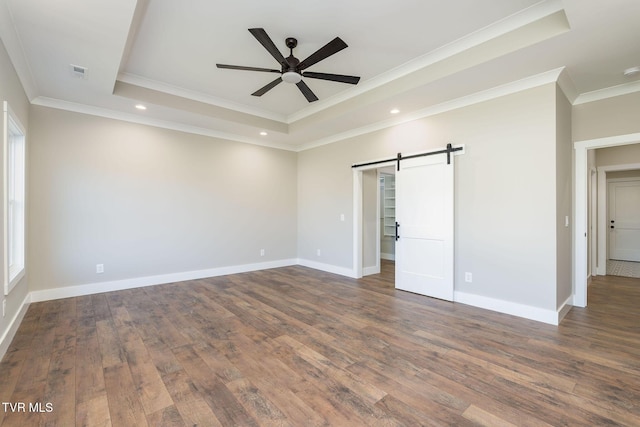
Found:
[3,101,26,295]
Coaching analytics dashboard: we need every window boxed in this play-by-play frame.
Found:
[4,101,26,295]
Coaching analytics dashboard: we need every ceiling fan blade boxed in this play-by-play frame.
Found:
[252,77,283,97]
[298,37,348,71]
[249,28,287,66]
[296,81,319,102]
[302,71,360,85]
[217,64,281,73]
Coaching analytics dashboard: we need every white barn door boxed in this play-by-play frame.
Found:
[395,153,454,301]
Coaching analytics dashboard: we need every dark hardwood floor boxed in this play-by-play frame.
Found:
[1,261,639,426]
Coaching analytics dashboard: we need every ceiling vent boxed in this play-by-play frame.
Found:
[70,64,88,79]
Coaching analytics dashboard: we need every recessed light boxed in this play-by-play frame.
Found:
[260,131,268,136]
[135,104,147,110]
[623,66,640,77]
[390,108,400,114]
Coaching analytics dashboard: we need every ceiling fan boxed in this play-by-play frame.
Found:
[216,28,360,102]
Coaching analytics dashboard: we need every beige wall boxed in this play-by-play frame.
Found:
[0,39,30,349]
[298,83,562,310]
[28,107,298,291]
[573,91,640,142]
[556,86,573,308]
[596,144,640,167]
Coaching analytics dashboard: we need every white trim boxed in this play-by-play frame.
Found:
[117,72,287,123]
[29,259,297,303]
[373,169,382,276]
[574,133,640,307]
[299,68,564,151]
[296,259,357,278]
[353,160,397,279]
[288,0,564,123]
[381,253,396,261]
[574,80,640,105]
[3,101,27,296]
[557,296,574,324]
[32,67,563,154]
[363,266,380,276]
[454,291,570,325]
[353,169,364,278]
[30,97,299,152]
[0,292,31,361]
[0,1,38,100]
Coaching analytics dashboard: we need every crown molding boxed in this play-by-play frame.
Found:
[573,80,640,105]
[287,0,565,124]
[0,0,38,100]
[557,67,578,103]
[31,97,298,152]
[117,72,288,123]
[296,67,565,151]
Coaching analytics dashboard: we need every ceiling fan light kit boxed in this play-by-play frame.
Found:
[282,71,302,84]
[216,28,360,102]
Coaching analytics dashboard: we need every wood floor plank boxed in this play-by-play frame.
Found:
[109,305,174,416]
[171,344,257,427]
[462,404,521,427]
[103,363,149,427]
[1,261,640,426]
[76,395,112,427]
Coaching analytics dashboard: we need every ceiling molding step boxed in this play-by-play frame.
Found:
[297,67,565,152]
[573,80,640,105]
[117,72,287,123]
[31,96,298,152]
[288,6,570,133]
[0,0,38,100]
[287,0,567,124]
[557,68,578,104]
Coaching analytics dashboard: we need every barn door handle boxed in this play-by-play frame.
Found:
[395,222,400,241]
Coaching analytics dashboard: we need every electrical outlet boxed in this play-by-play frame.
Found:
[340,213,345,221]
[465,272,473,283]
[96,264,104,274]
[260,249,265,256]
[317,249,321,257]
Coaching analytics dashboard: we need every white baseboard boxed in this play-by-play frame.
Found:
[30,259,298,303]
[0,293,31,361]
[454,291,568,325]
[296,259,357,278]
[363,265,380,276]
[381,253,395,261]
[557,296,573,323]
[7,259,574,359]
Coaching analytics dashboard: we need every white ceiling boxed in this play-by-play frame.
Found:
[1,0,639,150]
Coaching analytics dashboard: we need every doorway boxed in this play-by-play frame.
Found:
[352,145,461,302]
[353,162,396,278]
[358,167,396,277]
[574,132,640,307]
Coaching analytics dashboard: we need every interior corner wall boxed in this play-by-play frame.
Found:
[27,106,298,293]
[0,38,30,354]
[298,83,559,311]
[555,85,573,308]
